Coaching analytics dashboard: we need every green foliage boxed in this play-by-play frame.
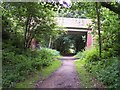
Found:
[59,2,96,18]
[101,8,120,57]
[2,47,60,88]
[2,51,33,87]
[2,2,62,88]
[76,48,120,88]
[2,1,120,88]
[53,34,86,55]
[75,3,120,88]
[2,2,62,48]
[44,48,60,56]
[75,60,93,88]
[15,60,61,88]
[76,48,99,62]
[33,48,60,69]
[89,57,120,88]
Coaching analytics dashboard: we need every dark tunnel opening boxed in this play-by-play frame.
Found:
[52,32,87,56]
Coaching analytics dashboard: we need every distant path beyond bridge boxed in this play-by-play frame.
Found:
[35,56,81,88]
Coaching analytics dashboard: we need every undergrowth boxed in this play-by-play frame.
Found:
[2,46,60,88]
[76,47,120,88]
[15,60,61,88]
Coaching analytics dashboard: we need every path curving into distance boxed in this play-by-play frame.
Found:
[35,56,81,88]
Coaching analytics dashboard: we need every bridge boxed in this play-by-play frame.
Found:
[55,17,93,47]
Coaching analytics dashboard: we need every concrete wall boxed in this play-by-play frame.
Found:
[55,17,92,30]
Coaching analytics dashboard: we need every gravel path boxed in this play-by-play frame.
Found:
[35,56,80,88]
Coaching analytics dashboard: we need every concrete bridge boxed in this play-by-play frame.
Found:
[55,17,93,47]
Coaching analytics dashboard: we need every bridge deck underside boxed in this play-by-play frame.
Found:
[62,28,88,35]
[67,31,87,35]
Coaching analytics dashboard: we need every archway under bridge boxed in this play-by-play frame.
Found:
[53,17,93,55]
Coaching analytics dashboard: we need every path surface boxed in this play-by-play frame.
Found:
[35,56,80,88]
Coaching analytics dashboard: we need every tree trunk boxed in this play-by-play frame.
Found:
[48,36,52,48]
[24,14,33,49]
[96,2,101,58]
[24,16,37,49]
[26,35,33,48]
[24,16,29,49]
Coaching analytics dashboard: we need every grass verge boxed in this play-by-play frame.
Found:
[15,60,61,88]
[75,59,94,88]
[75,59,106,88]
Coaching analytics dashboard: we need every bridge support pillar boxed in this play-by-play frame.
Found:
[86,30,93,48]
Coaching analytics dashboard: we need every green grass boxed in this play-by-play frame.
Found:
[75,59,93,88]
[15,60,61,88]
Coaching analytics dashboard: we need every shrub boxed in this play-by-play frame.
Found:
[75,51,83,58]
[35,48,60,67]
[76,48,99,63]
[2,52,35,87]
[76,48,120,88]
[2,47,60,87]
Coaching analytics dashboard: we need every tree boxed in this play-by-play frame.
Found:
[96,2,101,58]
[2,2,61,49]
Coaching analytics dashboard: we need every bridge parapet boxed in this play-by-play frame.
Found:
[55,17,92,30]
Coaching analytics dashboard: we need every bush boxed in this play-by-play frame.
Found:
[34,48,60,67]
[2,47,60,87]
[75,51,83,58]
[76,48,99,62]
[2,52,35,87]
[96,57,120,88]
[76,47,120,88]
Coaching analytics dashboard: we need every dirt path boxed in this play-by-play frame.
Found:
[35,56,80,88]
